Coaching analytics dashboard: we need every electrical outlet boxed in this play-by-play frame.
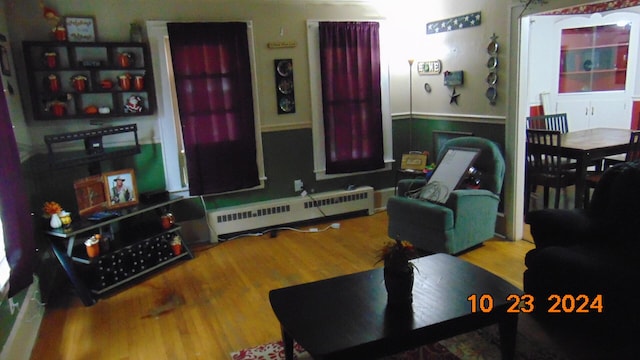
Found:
[294,179,304,192]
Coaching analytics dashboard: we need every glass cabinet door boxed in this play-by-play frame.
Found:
[559,22,630,93]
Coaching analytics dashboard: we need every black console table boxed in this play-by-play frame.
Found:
[46,195,193,306]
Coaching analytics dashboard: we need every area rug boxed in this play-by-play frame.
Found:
[230,315,568,360]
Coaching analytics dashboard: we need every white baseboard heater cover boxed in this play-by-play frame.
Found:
[209,186,374,236]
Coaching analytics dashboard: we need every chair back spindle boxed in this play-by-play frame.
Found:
[526,113,569,134]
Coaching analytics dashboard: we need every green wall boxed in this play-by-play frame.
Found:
[23,118,505,215]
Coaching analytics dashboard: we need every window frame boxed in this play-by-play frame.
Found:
[146,20,266,195]
[307,20,393,181]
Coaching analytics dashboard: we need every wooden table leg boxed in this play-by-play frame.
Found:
[574,156,588,209]
[498,314,518,360]
[281,326,294,360]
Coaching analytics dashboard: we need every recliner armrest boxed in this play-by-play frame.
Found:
[396,178,427,197]
[387,196,454,230]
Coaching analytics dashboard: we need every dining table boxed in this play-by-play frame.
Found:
[557,127,633,208]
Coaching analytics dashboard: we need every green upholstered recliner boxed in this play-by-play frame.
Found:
[387,137,505,254]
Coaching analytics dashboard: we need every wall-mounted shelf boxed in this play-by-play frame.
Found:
[23,41,156,120]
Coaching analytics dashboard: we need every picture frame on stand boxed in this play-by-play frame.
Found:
[74,175,106,217]
[103,168,138,209]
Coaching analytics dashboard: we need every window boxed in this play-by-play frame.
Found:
[146,21,266,195]
[307,20,393,180]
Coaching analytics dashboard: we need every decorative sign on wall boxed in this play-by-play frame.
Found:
[417,60,441,75]
[267,41,297,49]
[65,16,97,42]
[427,12,481,34]
[443,71,463,86]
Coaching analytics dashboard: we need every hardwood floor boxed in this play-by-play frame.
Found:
[30,211,534,360]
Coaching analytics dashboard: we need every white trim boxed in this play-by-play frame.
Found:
[307,20,393,181]
[0,277,44,360]
[260,112,506,133]
[261,121,312,132]
[146,21,185,192]
[0,216,8,303]
[399,112,506,123]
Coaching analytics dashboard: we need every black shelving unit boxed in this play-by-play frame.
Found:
[23,41,156,120]
[46,195,193,306]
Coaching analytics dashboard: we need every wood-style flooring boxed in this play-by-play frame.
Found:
[30,211,535,360]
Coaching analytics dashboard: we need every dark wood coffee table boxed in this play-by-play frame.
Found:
[269,253,521,360]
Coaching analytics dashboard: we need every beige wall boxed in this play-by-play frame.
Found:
[2,0,600,241]
[5,0,516,150]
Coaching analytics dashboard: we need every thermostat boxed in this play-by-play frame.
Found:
[417,60,441,75]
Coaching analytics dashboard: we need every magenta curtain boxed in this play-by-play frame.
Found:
[319,22,384,174]
[167,22,259,195]
[0,80,35,297]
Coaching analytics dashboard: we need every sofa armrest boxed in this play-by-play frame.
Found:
[525,209,592,248]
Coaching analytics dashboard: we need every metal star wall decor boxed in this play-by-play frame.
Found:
[427,12,481,34]
[449,88,460,105]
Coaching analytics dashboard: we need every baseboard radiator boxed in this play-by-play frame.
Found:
[209,186,374,237]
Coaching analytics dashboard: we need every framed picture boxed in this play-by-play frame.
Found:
[74,175,106,216]
[65,16,97,42]
[103,169,138,209]
[401,153,428,171]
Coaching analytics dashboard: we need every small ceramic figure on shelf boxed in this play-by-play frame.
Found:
[124,95,143,113]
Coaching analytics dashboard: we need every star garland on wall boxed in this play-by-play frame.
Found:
[427,12,481,34]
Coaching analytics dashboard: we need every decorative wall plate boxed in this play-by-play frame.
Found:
[277,60,292,77]
[487,41,498,55]
[279,96,294,112]
[278,78,293,94]
[486,87,497,104]
[487,56,498,70]
[486,72,497,85]
[424,83,432,93]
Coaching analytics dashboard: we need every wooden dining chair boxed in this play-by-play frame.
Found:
[525,129,577,210]
[600,130,640,169]
[584,131,640,206]
[526,113,569,133]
